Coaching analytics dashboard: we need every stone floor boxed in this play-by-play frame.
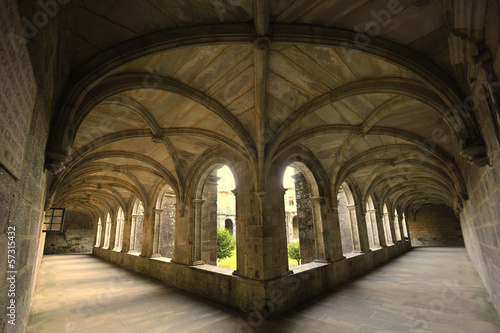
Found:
[28,247,500,333]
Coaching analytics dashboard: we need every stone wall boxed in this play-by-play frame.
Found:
[94,240,411,316]
[408,205,464,247]
[0,0,61,331]
[201,174,218,265]
[44,210,95,254]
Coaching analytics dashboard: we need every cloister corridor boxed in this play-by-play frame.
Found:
[27,248,500,333]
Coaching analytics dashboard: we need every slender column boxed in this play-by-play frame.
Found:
[108,216,118,250]
[140,207,156,257]
[99,220,107,248]
[192,199,205,265]
[94,222,100,247]
[152,209,163,257]
[375,212,387,247]
[130,215,138,251]
[310,196,326,260]
[347,205,361,252]
[356,206,371,253]
[387,211,397,244]
[121,212,132,253]
[398,213,406,241]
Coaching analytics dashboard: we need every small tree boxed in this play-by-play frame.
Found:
[287,241,301,265]
[217,227,236,260]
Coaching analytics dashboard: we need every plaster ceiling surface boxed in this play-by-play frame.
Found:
[47,0,477,219]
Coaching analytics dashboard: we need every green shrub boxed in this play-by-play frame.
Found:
[287,241,301,265]
[217,227,236,260]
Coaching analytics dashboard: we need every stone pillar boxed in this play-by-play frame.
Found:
[99,219,107,248]
[201,174,219,265]
[152,209,163,257]
[172,200,194,265]
[368,209,380,247]
[322,205,345,262]
[310,196,326,260]
[398,213,406,240]
[293,172,315,264]
[94,222,100,247]
[347,205,361,252]
[375,212,387,247]
[192,199,205,265]
[108,215,118,250]
[387,210,397,244]
[356,206,371,253]
[129,214,138,251]
[140,206,156,257]
[121,211,132,253]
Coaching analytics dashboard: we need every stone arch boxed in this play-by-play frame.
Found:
[103,213,112,249]
[337,182,362,255]
[186,147,245,267]
[382,204,394,246]
[278,150,330,264]
[154,183,177,258]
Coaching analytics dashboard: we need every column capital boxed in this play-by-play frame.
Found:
[192,198,205,205]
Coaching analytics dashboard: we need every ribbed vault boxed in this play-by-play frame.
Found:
[46,0,488,225]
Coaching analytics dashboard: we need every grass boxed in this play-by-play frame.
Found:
[217,251,300,270]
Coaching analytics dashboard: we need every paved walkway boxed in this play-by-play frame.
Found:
[28,247,500,332]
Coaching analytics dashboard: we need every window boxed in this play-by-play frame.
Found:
[44,208,65,232]
[289,199,294,206]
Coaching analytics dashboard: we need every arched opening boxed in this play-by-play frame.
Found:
[365,196,380,249]
[393,209,402,241]
[155,185,176,258]
[225,219,234,236]
[103,213,111,249]
[114,208,124,251]
[338,183,361,255]
[196,165,236,268]
[130,200,144,253]
[382,204,393,246]
[95,218,102,247]
[282,163,325,267]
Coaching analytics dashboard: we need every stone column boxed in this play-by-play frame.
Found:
[355,206,371,252]
[172,200,194,265]
[375,212,387,247]
[398,213,406,240]
[108,215,118,250]
[129,214,138,251]
[368,209,380,247]
[387,210,397,244]
[192,199,205,265]
[383,211,393,245]
[140,206,156,257]
[310,196,326,260]
[121,211,132,253]
[347,205,361,252]
[94,222,100,247]
[99,219,107,248]
[152,209,163,257]
[201,174,219,265]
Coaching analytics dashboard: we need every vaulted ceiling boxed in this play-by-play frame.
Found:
[46,0,489,219]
